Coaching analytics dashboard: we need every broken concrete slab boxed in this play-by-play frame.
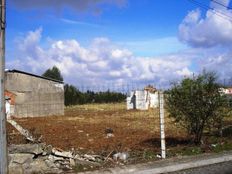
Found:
[75,158,102,167]
[43,144,53,155]
[23,158,62,174]
[52,148,74,158]
[7,119,36,142]
[113,152,129,161]
[45,158,60,169]
[9,153,34,164]
[8,163,24,174]
[48,154,65,162]
[8,142,105,173]
[83,154,96,161]
[70,158,76,167]
[74,154,81,159]
[8,144,69,173]
[9,143,44,155]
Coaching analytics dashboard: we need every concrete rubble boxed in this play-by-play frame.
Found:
[8,143,106,174]
[105,127,115,138]
[113,152,129,161]
[7,119,36,142]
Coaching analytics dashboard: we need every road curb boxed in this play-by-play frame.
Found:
[82,151,232,174]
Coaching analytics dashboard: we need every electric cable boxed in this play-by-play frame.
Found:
[188,0,232,22]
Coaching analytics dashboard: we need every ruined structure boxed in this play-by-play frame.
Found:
[127,85,159,110]
[5,69,64,118]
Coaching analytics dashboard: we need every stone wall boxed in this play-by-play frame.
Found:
[5,71,64,117]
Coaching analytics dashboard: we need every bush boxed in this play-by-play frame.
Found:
[166,71,229,144]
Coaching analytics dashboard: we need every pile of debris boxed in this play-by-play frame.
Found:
[8,143,130,174]
[8,143,106,174]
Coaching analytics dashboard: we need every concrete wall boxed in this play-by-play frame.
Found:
[5,72,64,118]
[127,90,159,110]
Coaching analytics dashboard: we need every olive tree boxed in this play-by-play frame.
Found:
[166,71,228,144]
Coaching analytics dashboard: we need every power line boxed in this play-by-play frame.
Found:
[211,0,232,10]
[188,0,232,22]
[189,0,232,20]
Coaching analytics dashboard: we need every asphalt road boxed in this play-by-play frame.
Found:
[170,161,232,174]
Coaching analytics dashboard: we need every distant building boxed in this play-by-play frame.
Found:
[5,69,64,118]
[127,86,159,110]
[219,87,232,95]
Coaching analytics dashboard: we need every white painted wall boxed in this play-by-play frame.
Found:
[5,100,10,119]
[127,90,158,110]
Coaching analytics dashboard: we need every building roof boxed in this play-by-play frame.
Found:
[6,69,64,84]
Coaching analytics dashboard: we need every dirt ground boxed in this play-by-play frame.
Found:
[7,103,184,151]
[6,103,232,166]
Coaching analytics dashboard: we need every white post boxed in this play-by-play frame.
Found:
[0,0,7,173]
[159,91,166,159]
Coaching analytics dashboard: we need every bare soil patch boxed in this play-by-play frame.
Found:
[7,103,184,151]
[6,103,232,169]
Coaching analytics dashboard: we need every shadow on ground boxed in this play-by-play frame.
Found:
[141,137,192,148]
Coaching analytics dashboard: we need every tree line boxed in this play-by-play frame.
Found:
[42,66,126,106]
[64,84,126,106]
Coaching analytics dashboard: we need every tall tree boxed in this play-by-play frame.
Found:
[166,71,229,144]
[42,66,63,81]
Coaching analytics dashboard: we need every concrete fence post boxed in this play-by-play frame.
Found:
[0,0,8,173]
[159,91,166,159]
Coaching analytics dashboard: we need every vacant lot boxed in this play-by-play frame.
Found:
[6,103,232,164]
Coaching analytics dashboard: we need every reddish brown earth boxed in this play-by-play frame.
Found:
[15,106,230,170]
[6,104,232,171]
[7,104,186,155]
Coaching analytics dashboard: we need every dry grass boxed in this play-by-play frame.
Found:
[63,102,185,136]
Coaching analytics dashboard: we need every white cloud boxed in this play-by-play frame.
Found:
[117,37,186,56]
[19,27,42,50]
[178,0,232,48]
[112,49,132,59]
[7,28,195,88]
[176,67,192,76]
[198,50,232,79]
[10,28,232,88]
[177,0,232,85]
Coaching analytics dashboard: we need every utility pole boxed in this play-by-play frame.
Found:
[159,91,166,159]
[0,0,7,173]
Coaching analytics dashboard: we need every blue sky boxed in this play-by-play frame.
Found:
[5,0,232,87]
[7,0,192,54]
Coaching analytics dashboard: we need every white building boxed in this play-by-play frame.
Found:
[219,87,232,95]
[127,88,159,110]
